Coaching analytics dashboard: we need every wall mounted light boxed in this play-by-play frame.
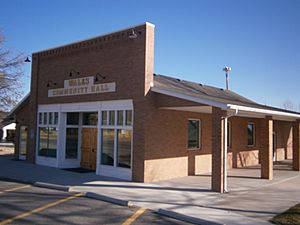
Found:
[95,73,106,82]
[128,29,138,39]
[24,56,31,63]
[46,80,57,87]
[69,69,80,77]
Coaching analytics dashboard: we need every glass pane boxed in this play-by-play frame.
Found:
[19,126,27,156]
[39,113,42,125]
[101,129,114,166]
[117,110,123,126]
[247,123,254,146]
[67,112,79,125]
[49,112,53,125]
[65,128,78,159]
[109,111,115,126]
[54,112,59,125]
[101,111,107,125]
[117,130,131,168]
[83,112,98,126]
[47,127,58,157]
[43,112,47,125]
[125,110,132,126]
[38,127,48,157]
[188,120,200,149]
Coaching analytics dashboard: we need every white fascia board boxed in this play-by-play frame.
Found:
[227,104,300,120]
[151,87,227,109]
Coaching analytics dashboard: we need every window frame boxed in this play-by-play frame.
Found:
[247,122,255,147]
[187,119,201,150]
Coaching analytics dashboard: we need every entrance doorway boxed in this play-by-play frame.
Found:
[81,128,97,170]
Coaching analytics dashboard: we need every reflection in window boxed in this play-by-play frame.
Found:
[188,120,200,149]
[101,129,114,166]
[117,130,131,168]
[65,128,78,159]
[83,112,98,126]
[19,126,27,156]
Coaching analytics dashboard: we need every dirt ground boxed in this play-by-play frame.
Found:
[0,146,14,155]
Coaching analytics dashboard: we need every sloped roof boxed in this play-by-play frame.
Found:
[153,74,300,115]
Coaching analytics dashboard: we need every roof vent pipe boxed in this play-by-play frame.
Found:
[223,66,231,90]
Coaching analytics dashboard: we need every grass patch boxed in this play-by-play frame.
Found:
[271,203,300,225]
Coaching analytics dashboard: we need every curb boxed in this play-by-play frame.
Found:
[85,192,133,207]
[33,182,70,192]
[157,209,222,225]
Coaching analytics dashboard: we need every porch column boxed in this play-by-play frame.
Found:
[292,120,300,171]
[211,107,224,192]
[260,116,273,180]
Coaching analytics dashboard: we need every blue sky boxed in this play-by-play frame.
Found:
[1,0,300,109]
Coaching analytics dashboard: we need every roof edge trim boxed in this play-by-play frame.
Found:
[151,87,227,109]
[228,104,300,120]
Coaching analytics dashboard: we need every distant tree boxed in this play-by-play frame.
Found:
[282,100,294,111]
[0,31,24,111]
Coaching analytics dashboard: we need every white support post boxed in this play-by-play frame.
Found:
[223,117,228,193]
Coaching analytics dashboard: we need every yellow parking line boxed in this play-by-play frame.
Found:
[0,185,31,194]
[122,207,146,225]
[0,192,84,225]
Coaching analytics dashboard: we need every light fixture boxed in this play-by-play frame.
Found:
[69,69,80,77]
[24,56,31,63]
[95,73,106,82]
[128,29,138,39]
[46,80,57,87]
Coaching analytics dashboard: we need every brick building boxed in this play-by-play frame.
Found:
[11,22,300,192]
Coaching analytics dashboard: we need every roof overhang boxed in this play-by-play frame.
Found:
[151,86,300,121]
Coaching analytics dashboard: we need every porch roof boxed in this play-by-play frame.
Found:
[152,74,300,121]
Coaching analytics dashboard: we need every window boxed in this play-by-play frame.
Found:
[38,127,58,158]
[117,130,131,168]
[227,121,231,148]
[247,122,255,146]
[117,110,123,126]
[37,112,59,158]
[19,126,28,156]
[83,112,98,126]
[109,111,115,125]
[67,112,79,125]
[125,110,132,126]
[100,110,133,169]
[65,128,78,159]
[101,129,115,166]
[102,111,108,125]
[188,119,200,149]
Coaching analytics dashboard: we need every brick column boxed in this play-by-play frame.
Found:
[260,116,273,180]
[292,120,300,171]
[211,107,224,192]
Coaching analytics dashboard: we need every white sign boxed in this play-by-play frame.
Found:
[48,76,116,97]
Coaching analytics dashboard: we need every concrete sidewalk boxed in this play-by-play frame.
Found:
[1,155,299,225]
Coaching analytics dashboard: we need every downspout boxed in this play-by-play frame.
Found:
[222,108,238,193]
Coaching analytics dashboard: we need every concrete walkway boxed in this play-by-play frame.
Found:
[0,155,299,225]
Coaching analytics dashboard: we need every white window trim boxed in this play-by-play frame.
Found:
[187,118,201,150]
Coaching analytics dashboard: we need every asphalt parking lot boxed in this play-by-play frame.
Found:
[0,179,191,225]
